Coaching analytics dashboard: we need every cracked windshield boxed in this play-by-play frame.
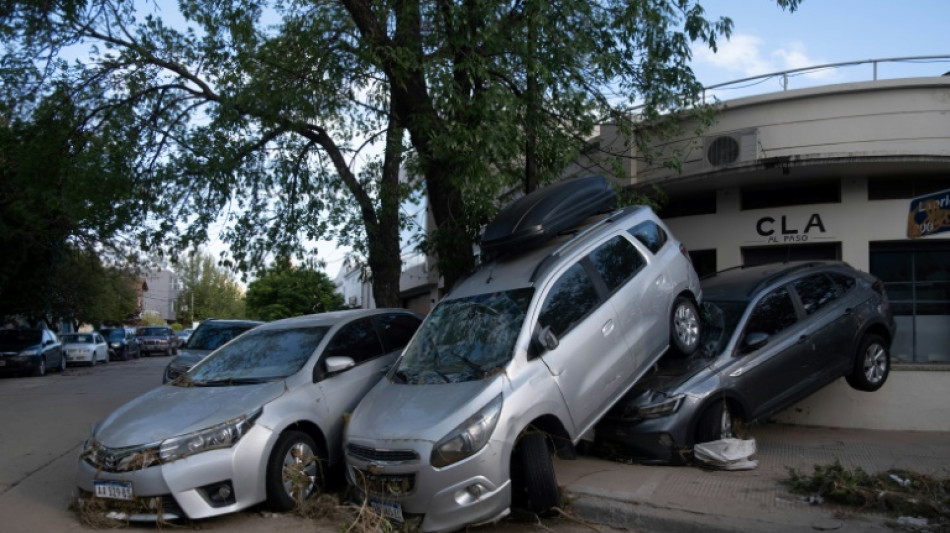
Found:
[182,326,328,385]
[395,288,534,384]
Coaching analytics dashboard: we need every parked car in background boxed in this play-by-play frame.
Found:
[62,332,109,366]
[594,261,896,464]
[135,326,177,357]
[0,328,65,377]
[77,309,423,521]
[344,176,703,531]
[176,328,193,346]
[163,319,264,383]
[99,327,140,361]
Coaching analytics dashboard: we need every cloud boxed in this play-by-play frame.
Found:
[693,33,832,80]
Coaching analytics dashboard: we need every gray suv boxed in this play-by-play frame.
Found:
[344,176,702,532]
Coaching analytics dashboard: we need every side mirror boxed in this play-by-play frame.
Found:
[532,325,559,356]
[741,332,769,353]
[325,356,356,374]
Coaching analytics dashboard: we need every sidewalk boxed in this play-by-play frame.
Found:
[556,424,950,532]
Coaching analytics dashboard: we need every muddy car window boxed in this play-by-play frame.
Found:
[395,288,532,384]
[187,326,328,383]
[794,274,840,315]
[628,220,668,254]
[828,272,856,292]
[745,286,797,337]
[589,236,646,292]
[539,262,600,338]
[373,313,421,352]
[323,319,384,364]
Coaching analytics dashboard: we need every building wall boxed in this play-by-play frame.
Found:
[631,77,950,431]
[141,270,178,322]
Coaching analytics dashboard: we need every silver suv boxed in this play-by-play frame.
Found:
[344,177,702,532]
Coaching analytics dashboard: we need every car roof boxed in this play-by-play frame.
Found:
[254,308,420,331]
[451,205,657,298]
[198,319,264,327]
[701,261,851,302]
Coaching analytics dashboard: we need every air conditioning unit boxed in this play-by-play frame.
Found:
[703,129,758,168]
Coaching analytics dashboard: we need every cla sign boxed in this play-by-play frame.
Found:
[756,214,826,243]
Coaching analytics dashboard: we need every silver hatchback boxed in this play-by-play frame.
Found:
[345,197,702,531]
[76,309,422,521]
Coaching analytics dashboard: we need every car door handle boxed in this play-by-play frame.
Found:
[796,334,808,344]
[602,320,614,336]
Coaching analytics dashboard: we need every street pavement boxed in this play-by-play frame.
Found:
[558,423,950,532]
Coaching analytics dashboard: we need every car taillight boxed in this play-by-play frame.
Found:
[679,243,692,263]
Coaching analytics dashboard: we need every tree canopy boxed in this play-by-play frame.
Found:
[0,0,801,307]
[245,258,344,321]
[175,250,247,323]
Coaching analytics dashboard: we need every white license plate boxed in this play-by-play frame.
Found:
[94,480,134,500]
[370,499,403,522]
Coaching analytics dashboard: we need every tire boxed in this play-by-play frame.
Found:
[90,355,96,367]
[845,334,889,392]
[59,354,67,372]
[511,431,561,516]
[103,350,110,364]
[695,400,736,444]
[670,296,701,356]
[265,430,324,512]
[32,358,47,377]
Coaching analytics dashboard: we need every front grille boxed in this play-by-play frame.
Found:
[346,443,418,463]
[83,441,162,473]
[353,469,416,498]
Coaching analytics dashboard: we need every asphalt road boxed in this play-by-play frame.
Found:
[0,353,625,533]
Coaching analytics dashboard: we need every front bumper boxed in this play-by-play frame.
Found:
[76,425,274,520]
[594,415,693,465]
[345,439,512,533]
[66,352,94,364]
[0,356,41,374]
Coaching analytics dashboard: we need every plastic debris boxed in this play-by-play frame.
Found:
[693,438,759,470]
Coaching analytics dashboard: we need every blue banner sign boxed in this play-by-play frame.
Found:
[908,189,950,238]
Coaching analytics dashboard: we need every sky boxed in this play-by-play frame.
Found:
[214,0,950,281]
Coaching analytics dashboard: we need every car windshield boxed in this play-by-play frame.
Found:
[186,324,257,351]
[101,329,125,340]
[699,300,748,356]
[62,334,93,344]
[0,330,41,348]
[394,288,533,384]
[183,325,328,385]
[138,327,168,336]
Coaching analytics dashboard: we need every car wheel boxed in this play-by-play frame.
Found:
[511,431,561,516]
[265,430,324,512]
[89,354,96,367]
[670,296,701,356]
[695,400,736,444]
[845,334,889,392]
[32,357,47,377]
[104,350,110,364]
[59,354,67,372]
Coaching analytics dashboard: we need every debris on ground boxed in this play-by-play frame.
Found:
[782,460,950,531]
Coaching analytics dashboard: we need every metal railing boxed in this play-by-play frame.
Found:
[701,55,950,102]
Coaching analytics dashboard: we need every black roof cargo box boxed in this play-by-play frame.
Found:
[480,175,617,260]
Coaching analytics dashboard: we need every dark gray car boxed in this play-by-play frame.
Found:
[163,319,264,383]
[594,261,896,464]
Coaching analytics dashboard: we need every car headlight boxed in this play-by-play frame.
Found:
[629,393,685,422]
[430,395,502,468]
[110,342,121,348]
[159,410,261,462]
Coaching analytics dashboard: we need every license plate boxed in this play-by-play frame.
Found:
[94,480,134,500]
[370,499,403,522]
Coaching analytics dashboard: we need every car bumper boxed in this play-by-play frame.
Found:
[0,356,41,374]
[66,353,94,364]
[594,415,692,464]
[76,425,274,520]
[345,439,512,533]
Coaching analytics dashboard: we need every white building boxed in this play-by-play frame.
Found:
[141,270,179,322]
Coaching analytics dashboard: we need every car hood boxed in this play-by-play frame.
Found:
[0,342,40,352]
[348,377,500,443]
[94,381,286,447]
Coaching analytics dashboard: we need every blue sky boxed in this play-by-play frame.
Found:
[689,0,950,96]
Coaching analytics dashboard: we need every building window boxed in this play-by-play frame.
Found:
[741,243,840,266]
[688,249,717,278]
[657,191,716,219]
[741,181,839,210]
[869,241,950,363]
[867,176,950,200]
